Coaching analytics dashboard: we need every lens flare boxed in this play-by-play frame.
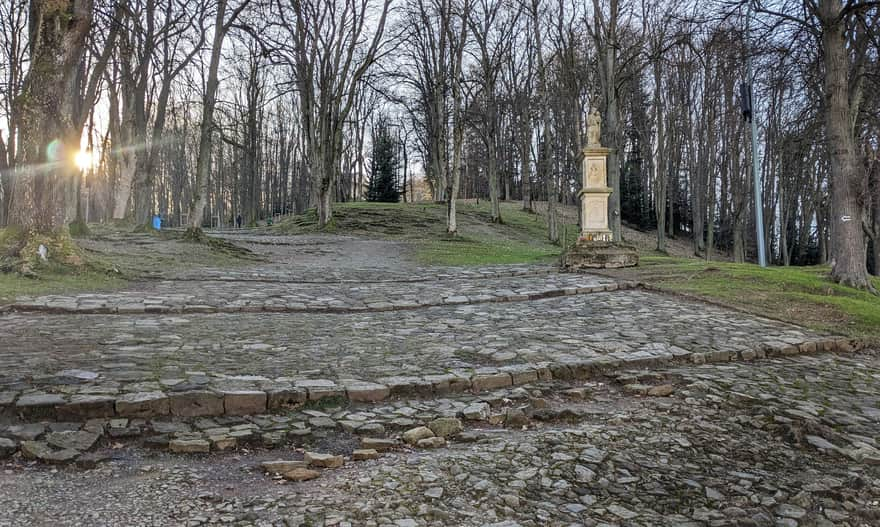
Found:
[46,139,63,162]
[74,149,98,171]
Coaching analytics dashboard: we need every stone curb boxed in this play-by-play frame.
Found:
[0,336,865,424]
[159,268,559,284]
[5,281,640,316]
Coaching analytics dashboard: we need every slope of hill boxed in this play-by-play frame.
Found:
[275,200,709,265]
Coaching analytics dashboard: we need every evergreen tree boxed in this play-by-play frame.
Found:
[366,119,400,202]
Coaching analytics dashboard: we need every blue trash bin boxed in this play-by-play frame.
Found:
[152,215,162,231]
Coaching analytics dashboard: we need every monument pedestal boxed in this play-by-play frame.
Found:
[561,142,638,271]
[561,239,639,270]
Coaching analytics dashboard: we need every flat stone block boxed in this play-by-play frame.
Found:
[283,467,320,481]
[169,439,210,453]
[423,374,470,394]
[295,380,344,401]
[266,387,307,409]
[352,449,380,461]
[344,382,390,403]
[169,391,224,417]
[223,391,267,415]
[462,402,490,420]
[57,395,116,420]
[380,376,434,397]
[262,460,308,474]
[502,366,539,385]
[306,387,345,401]
[471,373,512,392]
[6,423,45,441]
[46,431,100,452]
[116,391,170,418]
[209,435,238,451]
[20,441,79,463]
[534,365,553,381]
[361,438,397,452]
[305,451,343,468]
[16,393,65,420]
[293,379,337,389]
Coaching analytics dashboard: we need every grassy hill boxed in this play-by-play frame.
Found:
[274,200,701,265]
[275,200,577,265]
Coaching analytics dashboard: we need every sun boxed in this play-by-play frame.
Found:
[74,149,99,171]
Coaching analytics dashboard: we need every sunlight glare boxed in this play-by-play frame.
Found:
[74,149,98,171]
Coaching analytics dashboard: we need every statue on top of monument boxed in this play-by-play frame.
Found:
[587,108,601,146]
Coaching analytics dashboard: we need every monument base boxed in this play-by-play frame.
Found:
[560,240,639,271]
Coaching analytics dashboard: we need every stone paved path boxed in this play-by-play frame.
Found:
[1,352,878,526]
[1,232,876,526]
[0,233,839,424]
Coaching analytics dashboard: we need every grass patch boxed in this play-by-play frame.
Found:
[274,201,578,266]
[0,222,258,303]
[0,226,126,303]
[601,256,880,342]
[0,266,125,304]
[415,235,562,266]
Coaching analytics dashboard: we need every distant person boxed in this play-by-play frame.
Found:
[236,214,242,229]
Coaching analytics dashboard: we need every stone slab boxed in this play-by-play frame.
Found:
[169,391,224,417]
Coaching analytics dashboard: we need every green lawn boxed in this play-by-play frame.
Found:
[275,200,578,266]
[602,256,880,343]
[0,225,253,304]
[0,266,126,304]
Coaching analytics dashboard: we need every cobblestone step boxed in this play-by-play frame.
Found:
[5,278,638,316]
[0,336,863,425]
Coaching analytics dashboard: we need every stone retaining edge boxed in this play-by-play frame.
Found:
[158,268,559,284]
[4,281,641,316]
[0,336,866,424]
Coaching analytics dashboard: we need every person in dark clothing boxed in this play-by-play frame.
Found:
[236,215,242,229]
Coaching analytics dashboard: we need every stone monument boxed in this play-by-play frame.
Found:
[561,108,639,270]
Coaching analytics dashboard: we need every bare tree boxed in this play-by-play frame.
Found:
[187,0,252,233]
[467,0,521,223]
[267,0,392,228]
[755,0,877,290]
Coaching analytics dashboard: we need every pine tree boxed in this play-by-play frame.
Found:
[366,119,400,203]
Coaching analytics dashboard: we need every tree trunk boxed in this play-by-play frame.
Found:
[820,0,873,290]
[653,63,667,252]
[0,136,10,226]
[487,140,501,222]
[872,157,880,275]
[188,0,228,231]
[521,122,532,212]
[9,0,92,234]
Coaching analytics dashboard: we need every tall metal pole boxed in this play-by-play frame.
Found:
[746,2,768,267]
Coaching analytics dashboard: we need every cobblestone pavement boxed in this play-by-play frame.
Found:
[0,290,832,419]
[1,232,875,526]
[7,272,621,314]
[1,352,878,526]
[0,233,845,424]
